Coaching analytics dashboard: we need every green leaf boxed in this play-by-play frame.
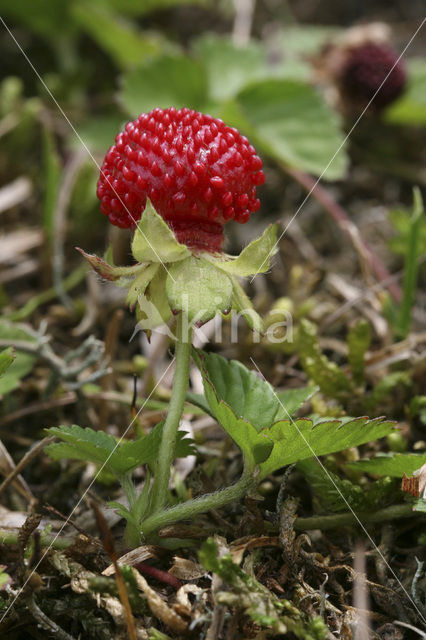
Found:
[229,79,347,180]
[297,458,365,512]
[0,347,15,377]
[395,188,424,339]
[211,224,278,277]
[347,320,371,386]
[107,501,139,528]
[121,55,208,117]
[275,386,318,417]
[0,321,37,396]
[131,199,190,264]
[198,351,288,430]
[345,453,426,478]
[71,3,163,68]
[119,421,195,474]
[74,115,125,154]
[258,416,394,479]
[45,425,118,468]
[45,422,194,477]
[386,59,426,126]
[298,319,352,396]
[388,206,426,256]
[193,34,266,102]
[298,458,395,512]
[166,256,233,325]
[273,25,340,57]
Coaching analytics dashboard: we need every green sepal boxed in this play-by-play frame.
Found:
[210,223,278,277]
[131,199,190,264]
[76,247,144,282]
[136,267,172,330]
[126,263,160,309]
[166,255,233,325]
[231,277,263,334]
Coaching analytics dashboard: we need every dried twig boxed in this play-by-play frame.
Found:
[0,437,54,499]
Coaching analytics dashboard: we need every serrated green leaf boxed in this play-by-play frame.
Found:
[193,34,266,102]
[121,55,208,117]
[345,453,426,478]
[298,319,352,396]
[131,199,190,264]
[45,425,117,467]
[211,224,278,277]
[231,79,347,180]
[347,320,371,386]
[198,351,288,429]
[120,421,195,474]
[45,422,194,477]
[259,416,394,479]
[0,347,15,377]
[166,256,233,324]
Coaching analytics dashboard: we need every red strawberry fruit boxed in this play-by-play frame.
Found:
[96,107,265,252]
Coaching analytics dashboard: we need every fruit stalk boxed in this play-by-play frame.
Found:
[148,313,192,516]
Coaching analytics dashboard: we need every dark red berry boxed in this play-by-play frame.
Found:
[339,43,406,109]
[97,107,265,252]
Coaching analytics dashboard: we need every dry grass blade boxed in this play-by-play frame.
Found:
[91,501,138,640]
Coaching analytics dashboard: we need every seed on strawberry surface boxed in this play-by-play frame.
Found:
[97,107,265,252]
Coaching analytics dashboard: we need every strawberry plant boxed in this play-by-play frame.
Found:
[46,109,395,547]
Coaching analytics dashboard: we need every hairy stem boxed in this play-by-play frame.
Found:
[148,314,192,516]
[141,465,255,538]
[294,503,418,531]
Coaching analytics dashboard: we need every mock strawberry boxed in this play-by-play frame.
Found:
[96,107,265,252]
[339,43,406,109]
